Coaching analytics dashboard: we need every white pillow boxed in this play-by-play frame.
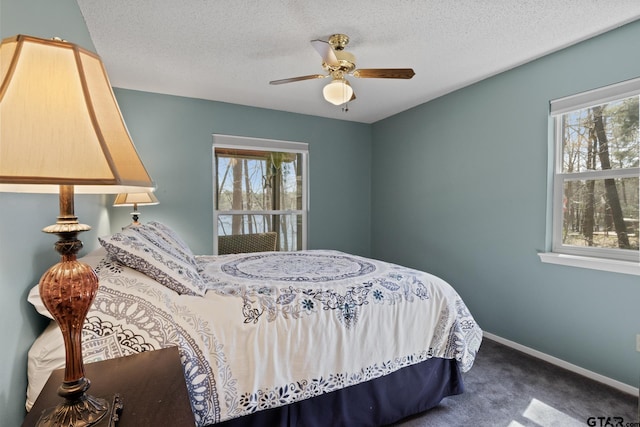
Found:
[26,321,65,411]
[28,285,53,320]
[98,225,206,296]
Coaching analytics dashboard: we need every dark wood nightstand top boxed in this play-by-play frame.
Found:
[23,346,195,427]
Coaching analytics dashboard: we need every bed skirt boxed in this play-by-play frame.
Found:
[212,357,463,427]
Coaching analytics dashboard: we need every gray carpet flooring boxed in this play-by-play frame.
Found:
[392,338,638,427]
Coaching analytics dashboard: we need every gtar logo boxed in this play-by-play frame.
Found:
[586,417,624,427]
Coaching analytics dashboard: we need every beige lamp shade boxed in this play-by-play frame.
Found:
[113,192,159,207]
[0,34,155,194]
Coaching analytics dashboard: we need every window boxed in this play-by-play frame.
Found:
[542,78,640,273]
[212,134,308,253]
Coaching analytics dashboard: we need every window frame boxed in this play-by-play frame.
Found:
[212,134,309,254]
[540,78,640,276]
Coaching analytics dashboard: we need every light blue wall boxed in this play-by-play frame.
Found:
[110,90,372,256]
[372,20,640,387]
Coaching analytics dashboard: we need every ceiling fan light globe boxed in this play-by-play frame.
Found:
[323,79,353,105]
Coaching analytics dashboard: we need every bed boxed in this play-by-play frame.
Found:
[26,221,483,426]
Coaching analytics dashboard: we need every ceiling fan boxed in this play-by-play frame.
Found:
[269,34,415,107]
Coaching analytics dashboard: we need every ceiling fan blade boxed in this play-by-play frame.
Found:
[352,68,415,79]
[269,74,327,85]
[310,39,339,67]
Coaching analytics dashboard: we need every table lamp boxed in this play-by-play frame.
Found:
[0,35,155,426]
[113,192,159,226]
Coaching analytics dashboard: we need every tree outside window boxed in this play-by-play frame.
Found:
[553,93,639,262]
[213,135,308,253]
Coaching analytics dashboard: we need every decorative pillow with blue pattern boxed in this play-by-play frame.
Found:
[143,221,198,267]
[99,223,206,296]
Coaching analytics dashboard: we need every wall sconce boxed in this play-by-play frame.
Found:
[113,192,159,226]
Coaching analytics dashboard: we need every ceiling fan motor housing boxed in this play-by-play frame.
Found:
[324,51,356,75]
[328,34,349,50]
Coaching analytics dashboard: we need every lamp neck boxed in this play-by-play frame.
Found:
[42,185,92,238]
[58,184,77,222]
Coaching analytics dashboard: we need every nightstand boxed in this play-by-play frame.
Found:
[23,346,195,427]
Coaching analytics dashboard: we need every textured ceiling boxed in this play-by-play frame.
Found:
[77,1,640,124]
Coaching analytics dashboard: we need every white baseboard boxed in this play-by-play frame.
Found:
[483,332,639,396]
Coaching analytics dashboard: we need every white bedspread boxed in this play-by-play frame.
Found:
[27,249,482,426]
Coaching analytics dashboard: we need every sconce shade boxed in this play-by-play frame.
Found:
[0,34,154,194]
[113,191,159,207]
[322,78,353,105]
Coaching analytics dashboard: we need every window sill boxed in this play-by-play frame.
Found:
[538,252,640,276]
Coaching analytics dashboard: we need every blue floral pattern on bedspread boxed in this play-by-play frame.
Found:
[32,249,481,427]
[84,256,221,426]
[220,251,377,282]
[197,252,483,419]
[201,252,433,328]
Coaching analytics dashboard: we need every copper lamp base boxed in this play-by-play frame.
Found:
[36,185,124,427]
